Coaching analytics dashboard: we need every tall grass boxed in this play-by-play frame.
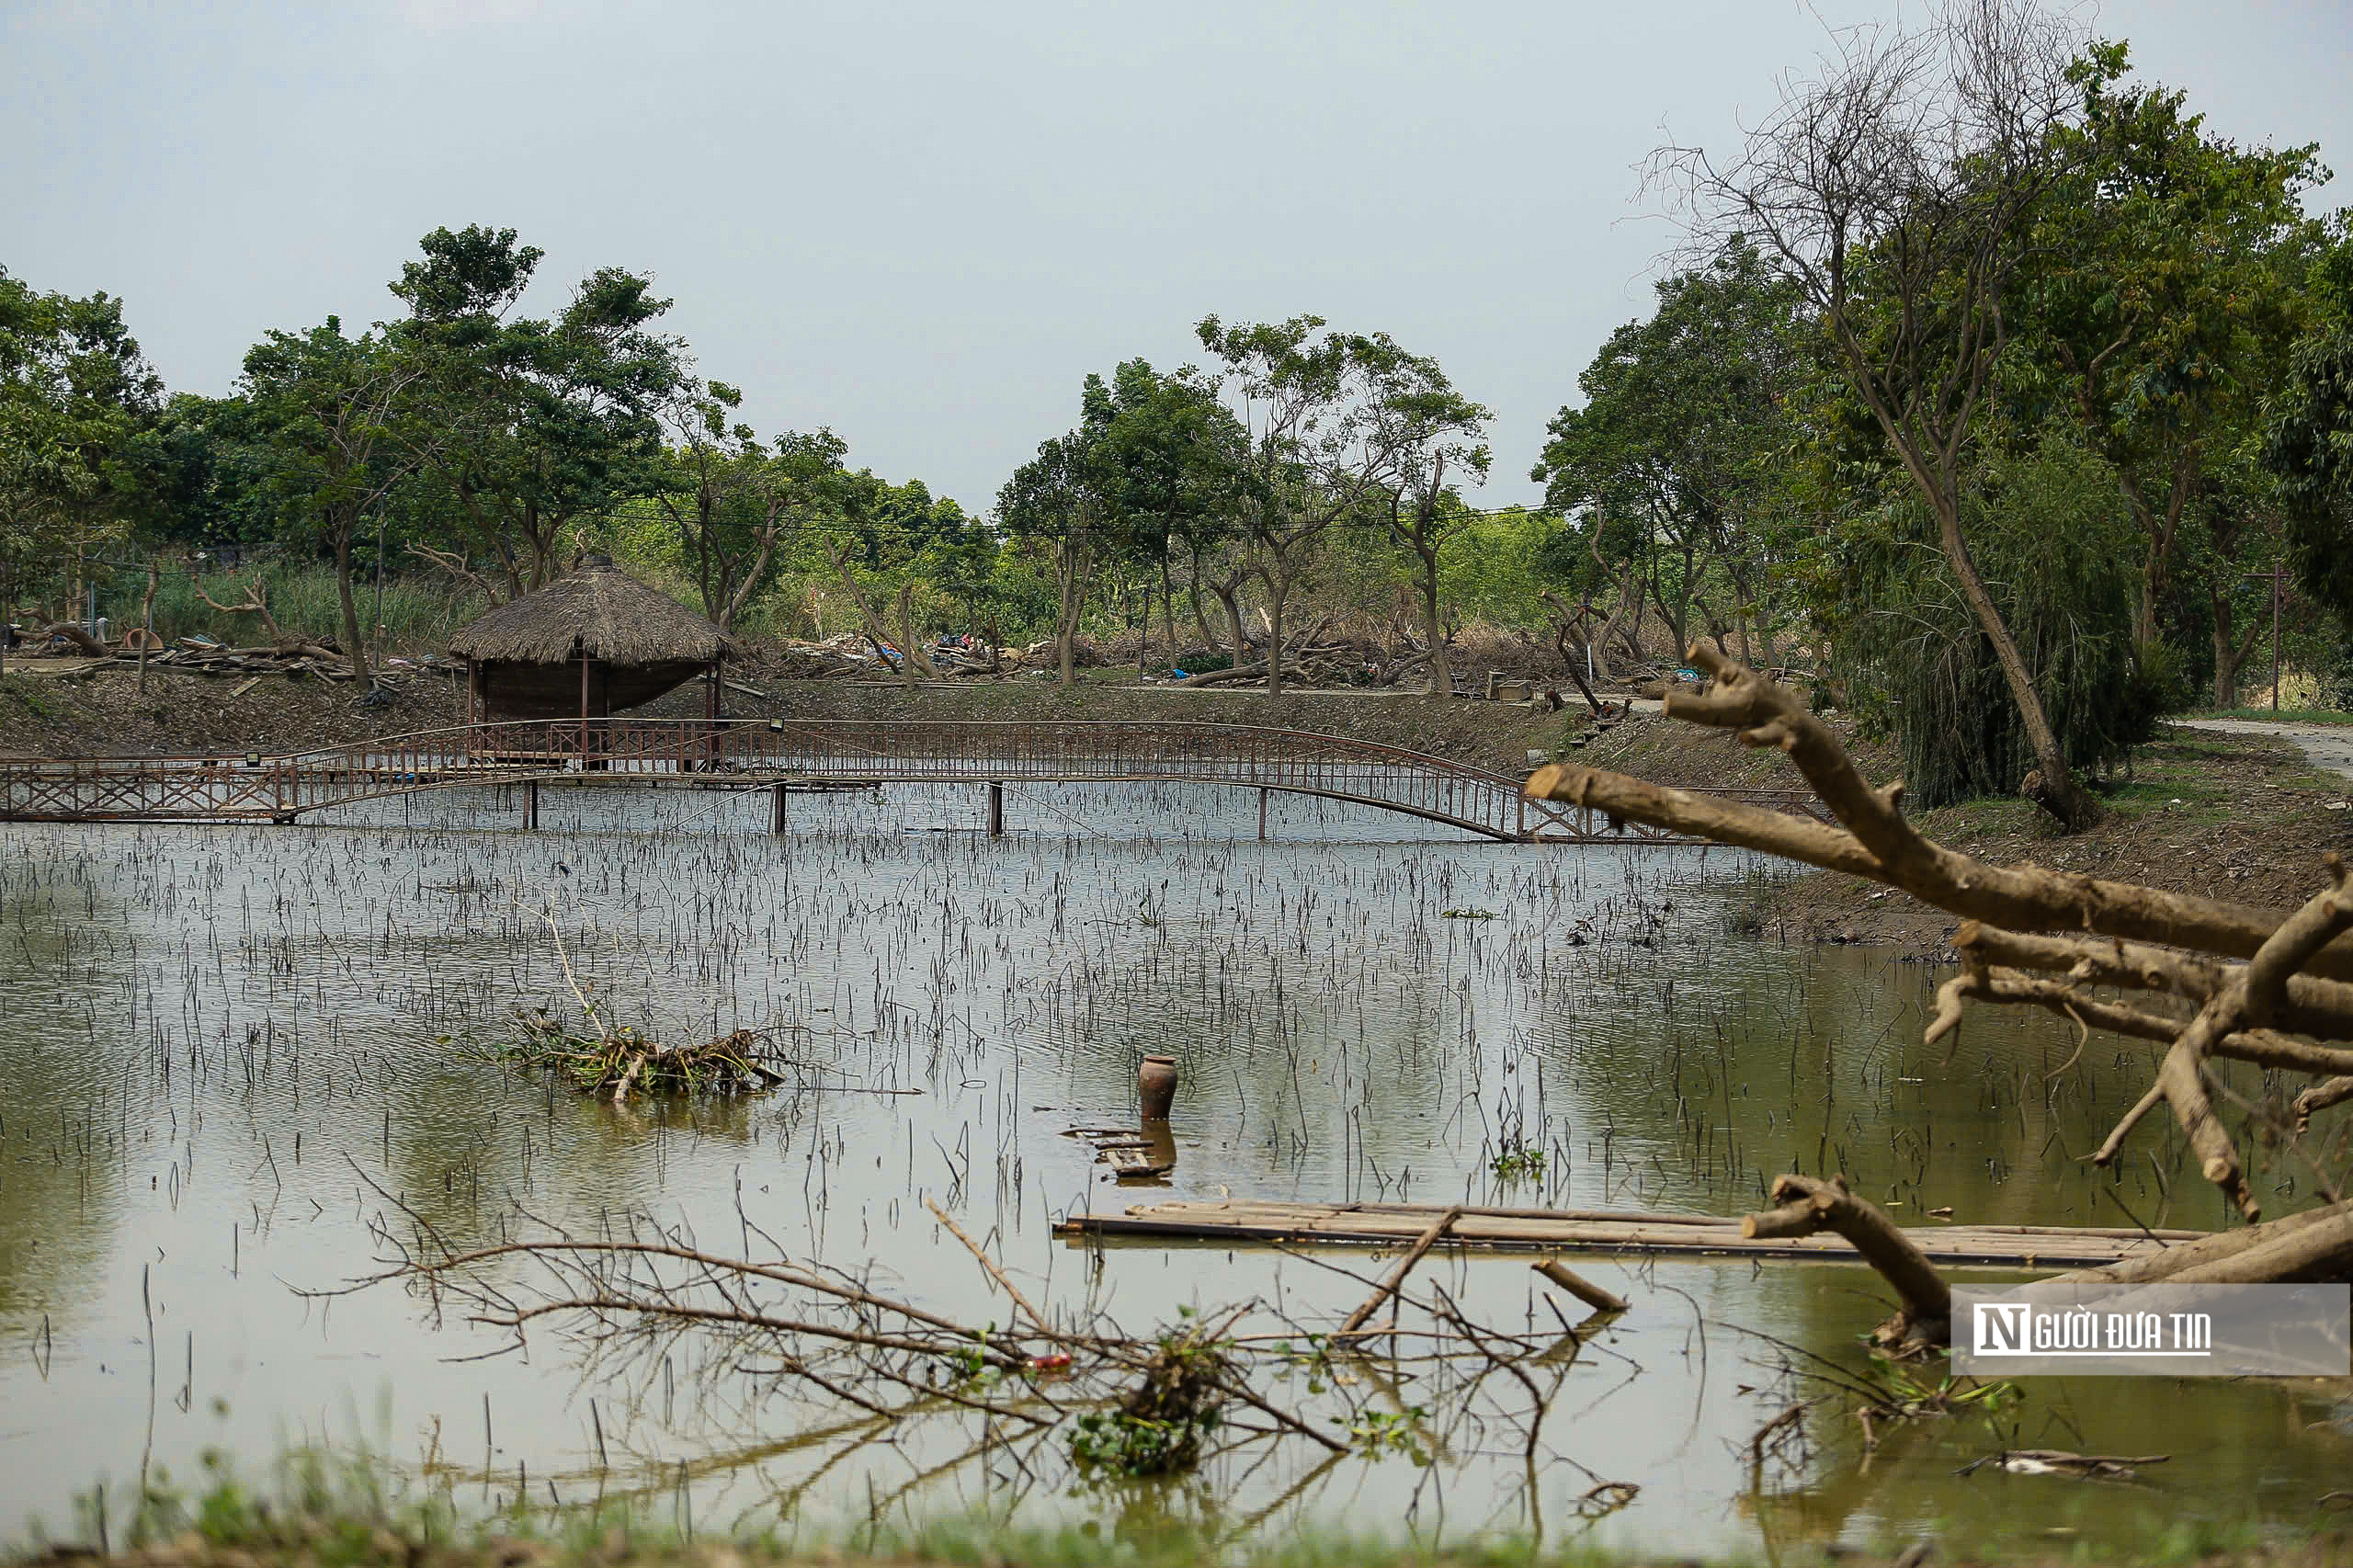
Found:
[94,562,485,653]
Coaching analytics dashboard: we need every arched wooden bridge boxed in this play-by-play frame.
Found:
[0,718,1824,844]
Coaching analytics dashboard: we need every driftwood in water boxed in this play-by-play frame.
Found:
[1533,1257,1629,1314]
[1336,1204,1463,1335]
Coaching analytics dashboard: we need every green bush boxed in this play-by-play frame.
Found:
[1826,436,2154,807]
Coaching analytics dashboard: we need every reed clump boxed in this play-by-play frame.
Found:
[501,1014,787,1101]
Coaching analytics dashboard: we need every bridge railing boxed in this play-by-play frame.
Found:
[3,717,1833,841]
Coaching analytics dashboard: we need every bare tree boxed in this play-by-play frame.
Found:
[1650,0,2103,828]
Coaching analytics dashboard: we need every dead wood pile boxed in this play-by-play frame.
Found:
[17,628,456,685]
[755,633,1011,681]
[1527,643,2353,1346]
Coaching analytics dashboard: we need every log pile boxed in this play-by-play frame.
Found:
[17,628,438,683]
[757,633,1013,681]
[1527,642,2353,1344]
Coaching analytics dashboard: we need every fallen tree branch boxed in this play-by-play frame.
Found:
[1526,653,2353,982]
[1743,1176,1949,1346]
[1955,923,2353,1041]
[1337,1205,1462,1336]
[2097,858,2349,1220]
[1926,966,2353,1078]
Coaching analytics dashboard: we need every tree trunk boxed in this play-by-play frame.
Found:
[334,520,372,687]
[1929,490,2099,829]
[1186,567,1218,655]
[895,581,919,691]
[1420,553,1451,699]
[2210,583,2267,710]
[2122,455,2194,649]
[136,561,158,693]
[1054,540,1086,688]
[1211,579,1249,665]
[1264,570,1290,697]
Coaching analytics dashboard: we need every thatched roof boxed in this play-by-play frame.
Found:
[449,556,735,666]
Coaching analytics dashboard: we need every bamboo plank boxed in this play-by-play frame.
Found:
[1054,1199,2185,1269]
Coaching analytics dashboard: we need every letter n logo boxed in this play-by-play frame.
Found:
[1975,1301,2029,1353]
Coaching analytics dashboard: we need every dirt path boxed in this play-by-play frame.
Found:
[2176,718,2353,782]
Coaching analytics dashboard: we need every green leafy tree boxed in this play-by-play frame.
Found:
[2267,227,2353,624]
[388,225,687,601]
[804,469,979,683]
[1532,241,1801,674]
[1654,0,2109,826]
[2018,43,2323,644]
[133,392,278,551]
[238,317,418,683]
[655,378,847,631]
[1193,315,1484,696]
[997,422,1116,687]
[1367,390,1492,697]
[0,266,162,627]
[1083,359,1247,662]
[1825,433,2156,805]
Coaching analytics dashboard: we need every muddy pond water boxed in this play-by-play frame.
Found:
[1,778,2347,1560]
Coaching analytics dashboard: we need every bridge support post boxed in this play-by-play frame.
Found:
[770,781,787,835]
[526,778,539,830]
[1257,788,1268,841]
[987,780,1004,838]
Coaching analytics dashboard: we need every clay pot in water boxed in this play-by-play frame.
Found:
[1138,1054,1178,1121]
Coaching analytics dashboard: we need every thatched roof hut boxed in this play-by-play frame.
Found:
[449,556,736,722]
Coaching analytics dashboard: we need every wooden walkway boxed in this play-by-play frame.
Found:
[0,718,1829,845]
[1057,1199,2208,1270]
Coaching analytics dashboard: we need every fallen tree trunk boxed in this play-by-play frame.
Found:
[1744,1180,2353,1346]
[1524,645,2353,980]
[40,621,108,655]
[1179,662,1315,688]
[1538,642,2353,1319]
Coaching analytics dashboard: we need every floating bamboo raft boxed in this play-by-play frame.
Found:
[1056,1199,2208,1270]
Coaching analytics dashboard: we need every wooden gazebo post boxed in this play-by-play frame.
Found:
[579,649,591,766]
[703,659,720,771]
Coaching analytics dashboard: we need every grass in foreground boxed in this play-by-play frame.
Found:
[13,1450,2349,1568]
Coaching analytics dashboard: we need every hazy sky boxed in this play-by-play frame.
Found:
[6,1,2347,512]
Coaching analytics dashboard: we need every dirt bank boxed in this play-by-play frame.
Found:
[1740,726,2353,948]
[0,665,1574,777]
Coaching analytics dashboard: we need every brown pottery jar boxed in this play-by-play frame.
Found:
[1138,1054,1178,1121]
